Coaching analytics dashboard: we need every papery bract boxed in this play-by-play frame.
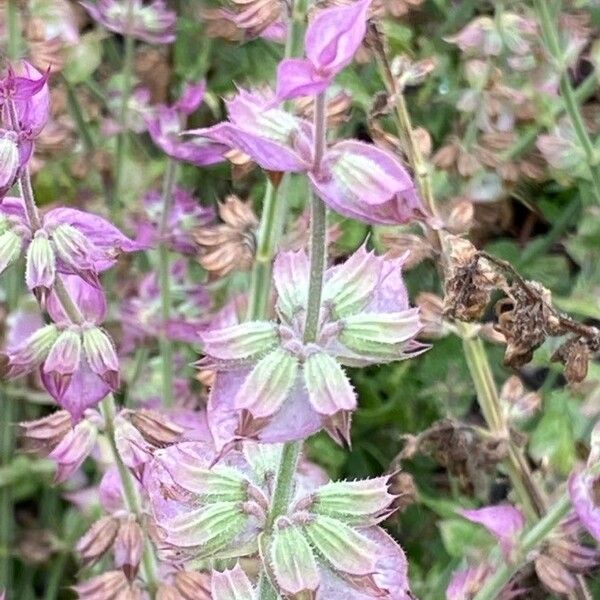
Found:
[49,416,98,483]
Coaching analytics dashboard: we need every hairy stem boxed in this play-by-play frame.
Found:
[157,160,178,408]
[473,493,571,600]
[101,395,159,594]
[534,0,600,203]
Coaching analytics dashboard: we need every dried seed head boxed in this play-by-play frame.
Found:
[379,232,434,269]
[195,195,258,279]
[76,516,120,567]
[535,554,579,597]
[551,337,591,384]
[415,292,445,338]
[173,570,212,599]
[443,236,501,322]
[388,471,418,513]
[496,282,555,368]
[128,409,184,447]
[445,199,474,234]
[19,410,72,455]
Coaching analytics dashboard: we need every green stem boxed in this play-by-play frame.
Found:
[101,395,159,594]
[7,0,21,60]
[0,391,13,592]
[113,16,135,221]
[473,493,571,600]
[63,78,95,152]
[246,180,279,320]
[534,0,600,203]
[157,160,178,408]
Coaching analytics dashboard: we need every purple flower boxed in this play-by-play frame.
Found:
[134,186,215,254]
[201,247,424,448]
[275,0,372,101]
[102,86,153,137]
[459,504,525,558]
[81,0,177,44]
[0,198,144,289]
[190,88,423,225]
[147,80,229,165]
[3,277,119,418]
[48,412,100,482]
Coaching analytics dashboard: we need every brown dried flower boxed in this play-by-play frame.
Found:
[172,571,212,600]
[128,409,184,448]
[388,471,418,513]
[380,232,434,269]
[443,236,502,322]
[415,292,445,338]
[19,410,72,455]
[551,337,591,384]
[76,516,120,568]
[195,195,258,279]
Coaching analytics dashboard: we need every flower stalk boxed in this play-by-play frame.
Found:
[157,159,178,408]
[533,0,600,204]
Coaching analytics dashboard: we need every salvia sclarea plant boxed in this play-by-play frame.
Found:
[1,0,600,599]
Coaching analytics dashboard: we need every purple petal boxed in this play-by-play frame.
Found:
[459,504,525,558]
[174,80,207,115]
[569,469,600,542]
[46,274,107,325]
[273,250,310,320]
[311,141,423,225]
[305,0,371,75]
[276,58,331,101]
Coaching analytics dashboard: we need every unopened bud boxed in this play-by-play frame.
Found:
[25,231,56,296]
[43,328,82,400]
[271,519,319,596]
[82,327,119,390]
[311,476,395,524]
[303,515,378,576]
[19,410,72,455]
[5,323,59,378]
[128,409,183,447]
[76,516,119,567]
[51,223,94,272]
[114,518,144,580]
[0,229,22,275]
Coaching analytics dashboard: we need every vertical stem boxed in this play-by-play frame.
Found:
[112,8,135,221]
[157,160,178,408]
[533,0,600,204]
[101,395,159,594]
[246,180,279,320]
[7,0,21,60]
[303,93,327,344]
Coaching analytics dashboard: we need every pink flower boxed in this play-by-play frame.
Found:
[201,247,424,448]
[190,88,423,225]
[147,80,229,165]
[81,0,176,44]
[276,0,372,101]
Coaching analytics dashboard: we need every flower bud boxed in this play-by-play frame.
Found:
[114,517,144,580]
[0,134,20,190]
[43,328,82,399]
[82,327,119,390]
[311,476,395,525]
[173,571,212,600]
[0,229,22,276]
[211,565,255,600]
[48,417,97,483]
[25,231,56,297]
[128,409,184,448]
[303,351,355,416]
[270,519,319,596]
[303,515,378,576]
[535,554,579,596]
[200,321,278,360]
[19,410,72,454]
[162,502,248,555]
[5,324,59,378]
[50,223,94,273]
[235,348,299,417]
[72,570,130,599]
[76,516,120,567]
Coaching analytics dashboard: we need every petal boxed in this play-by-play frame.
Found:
[192,123,310,172]
[174,80,207,114]
[311,141,423,225]
[46,274,108,325]
[234,348,299,418]
[276,58,330,101]
[305,0,371,75]
[569,470,600,542]
[303,351,356,415]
